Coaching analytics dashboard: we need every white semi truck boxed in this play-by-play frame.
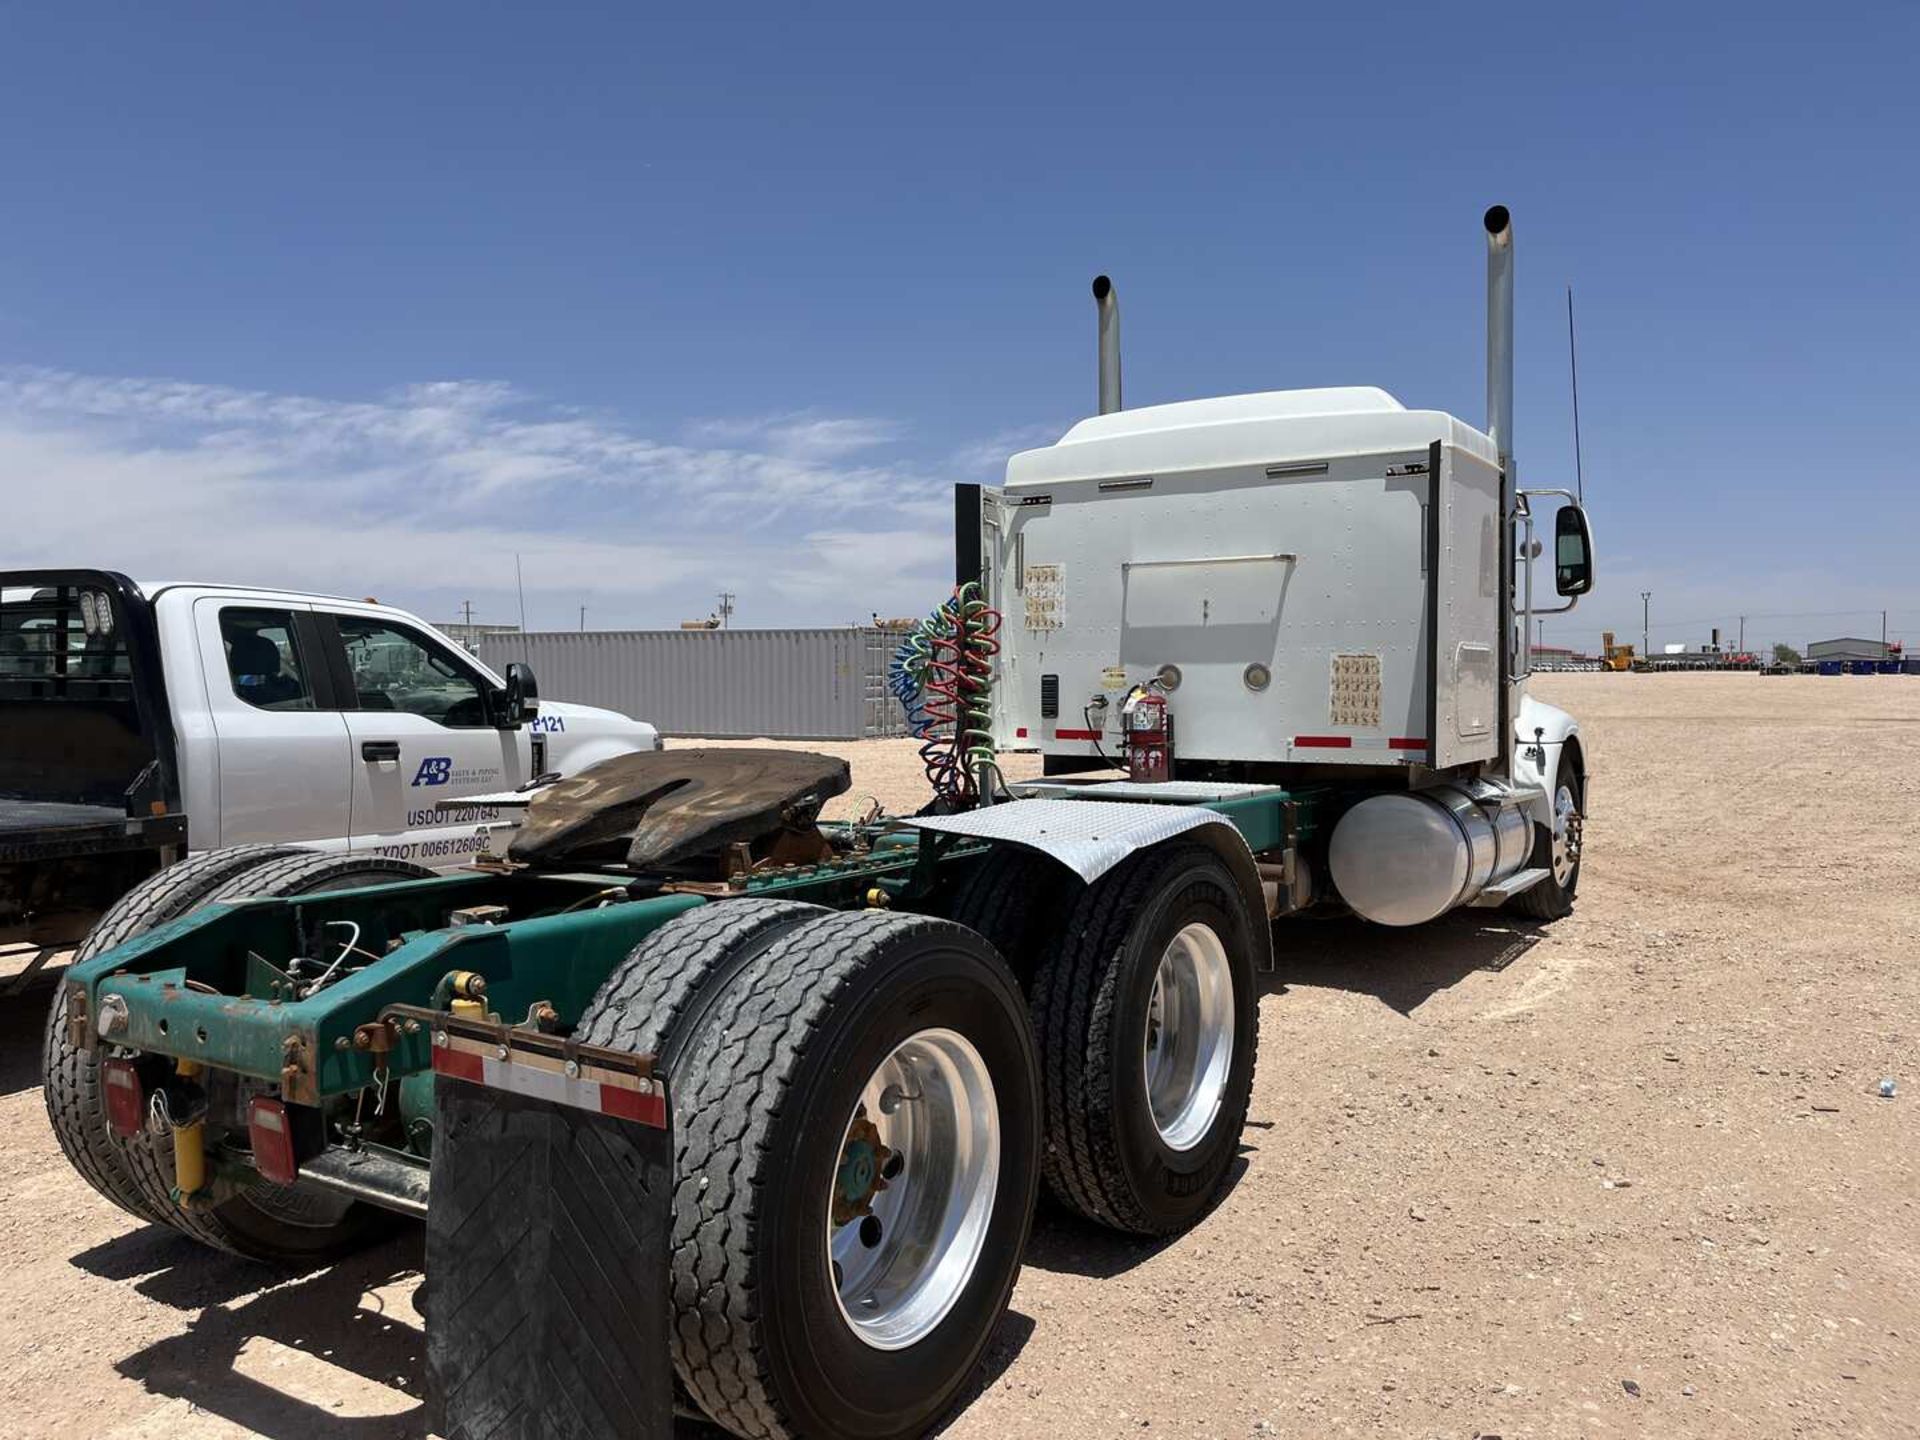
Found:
[960,204,1592,925]
[44,206,1593,1440]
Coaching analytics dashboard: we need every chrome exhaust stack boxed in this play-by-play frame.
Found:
[1484,205,1514,477]
[1092,274,1122,414]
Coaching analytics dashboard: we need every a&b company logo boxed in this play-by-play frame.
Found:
[410,756,500,789]
[412,756,453,787]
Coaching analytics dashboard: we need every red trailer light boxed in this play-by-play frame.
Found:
[247,1097,300,1186]
[101,1058,146,1139]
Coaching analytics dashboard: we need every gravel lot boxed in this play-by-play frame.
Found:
[1,674,1914,1439]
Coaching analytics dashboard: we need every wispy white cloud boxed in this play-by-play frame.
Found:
[946,421,1068,478]
[0,367,968,628]
[681,410,904,461]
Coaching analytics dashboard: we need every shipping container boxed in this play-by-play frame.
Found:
[477,628,909,740]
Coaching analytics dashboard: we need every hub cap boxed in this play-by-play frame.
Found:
[1143,923,1235,1152]
[1551,782,1583,884]
[828,1028,999,1351]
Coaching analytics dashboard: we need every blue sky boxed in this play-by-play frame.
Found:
[2,4,1915,655]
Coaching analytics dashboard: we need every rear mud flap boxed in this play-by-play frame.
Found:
[423,1029,674,1440]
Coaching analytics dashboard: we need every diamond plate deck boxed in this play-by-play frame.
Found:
[1011,779,1286,803]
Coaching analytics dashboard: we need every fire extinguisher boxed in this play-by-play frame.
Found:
[1121,686,1173,783]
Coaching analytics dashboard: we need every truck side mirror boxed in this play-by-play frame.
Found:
[1553,505,1594,597]
[495,661,540,729]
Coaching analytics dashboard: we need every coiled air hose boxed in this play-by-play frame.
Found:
[892,584,1002,805]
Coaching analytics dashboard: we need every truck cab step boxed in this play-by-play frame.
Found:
[1469,867,1551,906]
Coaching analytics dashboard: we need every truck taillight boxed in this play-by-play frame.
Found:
[101,1058,146,1138]
[247,1097,300,1186]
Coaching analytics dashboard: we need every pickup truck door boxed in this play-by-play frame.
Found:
[315,607,529,867]
[191,599,352,850]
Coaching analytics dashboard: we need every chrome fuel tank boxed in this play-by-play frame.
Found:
[1327,781,1533,927]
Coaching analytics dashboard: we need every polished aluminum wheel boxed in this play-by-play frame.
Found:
[1142,922,1234,1152]
[828,1027,999,1351]
[1551,781,1582,884]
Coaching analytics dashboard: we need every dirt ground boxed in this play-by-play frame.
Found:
[1,674,1915,1439]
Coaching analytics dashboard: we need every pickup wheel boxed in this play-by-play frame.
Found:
[1508,765,1583,921]
[587,909,1039,1440]
[1030,843,1259,1236]
[117,853,433,1264]
[41,844,301,1226]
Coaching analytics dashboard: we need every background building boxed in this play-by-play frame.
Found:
[443,621,522,652]
[1807,638,1890,664]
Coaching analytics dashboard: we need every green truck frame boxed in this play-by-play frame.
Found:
[50,767,1324,1440]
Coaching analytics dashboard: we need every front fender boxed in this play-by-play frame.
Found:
[1513,695,1583,829]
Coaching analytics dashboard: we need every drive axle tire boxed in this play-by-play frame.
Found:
[942,848,1078,987]
[1508,765,1583,921]
[576,896,826,1064]
[592,909,1040,1440]
[117,853,433,1264]
[1031,842,1259,1236]
[42,844,301,1225]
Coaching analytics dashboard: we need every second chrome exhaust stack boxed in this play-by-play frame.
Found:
[1092,274,1122,414]
[1484,204,1514,478]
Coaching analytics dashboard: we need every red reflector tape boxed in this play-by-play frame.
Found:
[1053,728,1103,741]
[599,1085,659,1125]
[433,1044,486,1086]
[1389,737,1429,751]
[432,1035,668,1129]
[1015,726,1028,738]
[1293,735,1352,749]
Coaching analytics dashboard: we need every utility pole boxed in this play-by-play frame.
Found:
[716,592,736,629]
[1738,615,1745,654]
[461,599,475,629]
[579,605,587,633]
[1884,609,1889,657]
[1536,618,1545,649]
[1641,591,1652,656]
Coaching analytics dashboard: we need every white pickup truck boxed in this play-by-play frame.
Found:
[1,569,658,962]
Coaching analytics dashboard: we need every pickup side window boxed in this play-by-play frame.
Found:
[335,617,490,728]
[219,608,316,712]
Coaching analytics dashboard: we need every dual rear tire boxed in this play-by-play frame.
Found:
[1029,843,1259,1235]
[42,847,433,1264]
[579,903,1041,1440]
[948,842,1262,1234]
[577,843,1259,1439]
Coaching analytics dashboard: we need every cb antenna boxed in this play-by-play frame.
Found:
[1566,284,1585,504]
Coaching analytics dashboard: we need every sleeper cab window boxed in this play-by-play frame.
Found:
[219,608,316,712]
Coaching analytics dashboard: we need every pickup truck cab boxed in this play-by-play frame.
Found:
[1,569,658,953]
